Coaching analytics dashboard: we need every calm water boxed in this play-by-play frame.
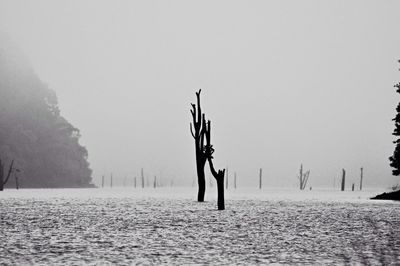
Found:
[0,187,399,265]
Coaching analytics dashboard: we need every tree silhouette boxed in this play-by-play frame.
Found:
[389,60,400,176]
[190,90,208,202]
[298,164,310,190]
[0,159,14,191]
[205,120,225,210]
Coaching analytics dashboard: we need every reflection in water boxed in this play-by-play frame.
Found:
[0,188,399,264]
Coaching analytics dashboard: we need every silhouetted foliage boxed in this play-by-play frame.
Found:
[0,35,93,188]
[190,90,208,202]
[389,60,400,176]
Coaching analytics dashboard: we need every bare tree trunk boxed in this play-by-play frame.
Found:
[360,167,363,191]
[259,168,262,189]
[352,183,355,191]
[234,172,237,189]
[134,177,137,188]
[110,173,113,188]
[226,167,228,189]
[205,120,225,210]
[190,90,208,202]
[217,177,225,210]
[196,165,206,201]
[154,176,157,188]
[102,175,104,188]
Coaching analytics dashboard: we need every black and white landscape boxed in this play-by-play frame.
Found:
[0,1,400,265]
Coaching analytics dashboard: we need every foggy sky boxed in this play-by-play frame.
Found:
[1,0,399,188]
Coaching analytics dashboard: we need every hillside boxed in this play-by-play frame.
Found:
[0,35,93,188]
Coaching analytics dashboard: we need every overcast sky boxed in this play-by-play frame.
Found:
[0,0,399,188]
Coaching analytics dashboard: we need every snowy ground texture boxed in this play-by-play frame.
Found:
[0,187,399,265]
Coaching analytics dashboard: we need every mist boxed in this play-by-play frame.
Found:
[1,0,399,188]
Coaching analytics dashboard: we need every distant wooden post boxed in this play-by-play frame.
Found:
[154,176,157,188]
[352,183,355,191]
[360,167,363,191]
[341,169,345,191]
[110,173,113,188]
[15,170,19,190]
[141,168,144,188]
[234,172,237,189]
[259,168,262,189]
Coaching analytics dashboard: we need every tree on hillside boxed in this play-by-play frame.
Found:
[0,159,14,191]
[190,90,208,202]
[389,60,400,176]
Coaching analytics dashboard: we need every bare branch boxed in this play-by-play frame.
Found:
[3,159,14,186]
[190,103,197,124]
[200,114,206,150]
[190,123,196,139]
[196,90,202,127]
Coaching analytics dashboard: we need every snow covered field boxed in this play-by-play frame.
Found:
[1,187,399,264]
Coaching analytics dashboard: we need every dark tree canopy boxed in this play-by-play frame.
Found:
[0,35,93,188]
[389,60,400,176]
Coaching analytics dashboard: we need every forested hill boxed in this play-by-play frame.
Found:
[0,35,93,188]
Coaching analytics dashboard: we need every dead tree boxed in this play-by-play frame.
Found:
[0,159,15,191]
[190,89,208,202]
[205,120,225,210]
[298,164,310,190]
[341,169,346,191]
